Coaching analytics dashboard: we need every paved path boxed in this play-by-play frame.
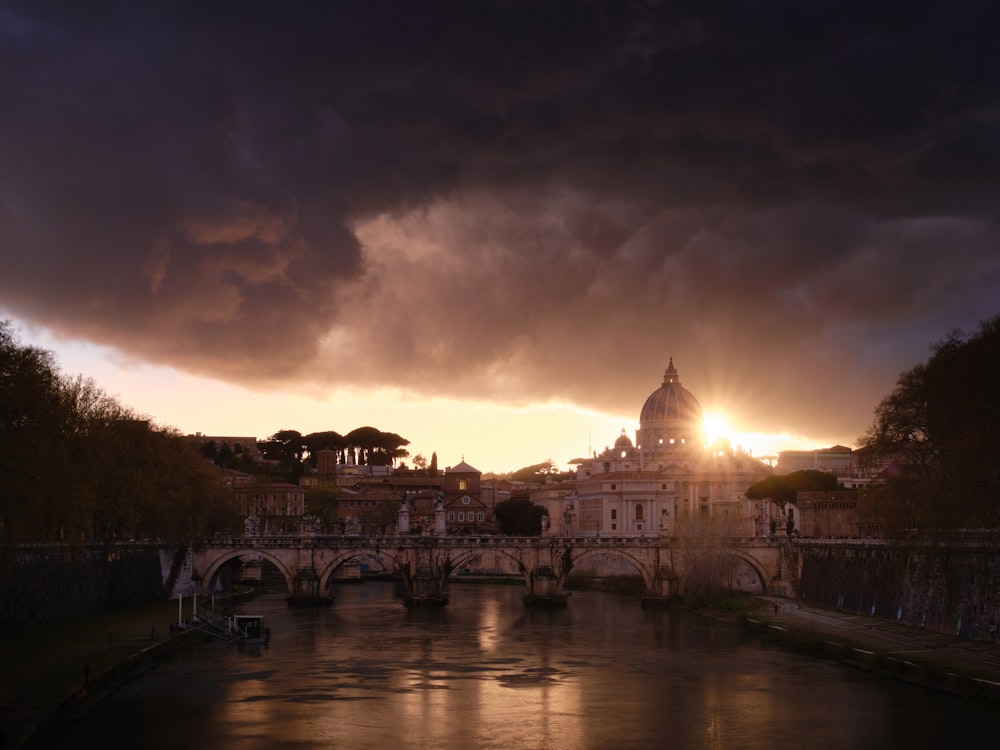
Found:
[752,597,1000,696]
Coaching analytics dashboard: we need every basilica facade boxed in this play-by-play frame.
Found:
[550,359,774,538]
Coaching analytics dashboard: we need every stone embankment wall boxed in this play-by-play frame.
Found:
[0,544,164,635]
[23,628,203,749]
[796,541,1000,642]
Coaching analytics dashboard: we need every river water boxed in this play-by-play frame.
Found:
[65,582,994,749]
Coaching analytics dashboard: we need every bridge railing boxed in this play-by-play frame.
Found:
[201,533,797,550]
[205,534,673,547]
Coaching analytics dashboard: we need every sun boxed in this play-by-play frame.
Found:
[703,410,733,447]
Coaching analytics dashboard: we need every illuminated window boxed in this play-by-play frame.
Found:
[459,479,468,491]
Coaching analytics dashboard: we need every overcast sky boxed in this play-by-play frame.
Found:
[2,1,998,469]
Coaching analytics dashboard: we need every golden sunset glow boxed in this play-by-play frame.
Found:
[7,322,840,472]
[2,1,988,476]
[702,410,732,447]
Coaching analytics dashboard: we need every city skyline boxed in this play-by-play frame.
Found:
[6,321,885,473]
[3,3,998,472]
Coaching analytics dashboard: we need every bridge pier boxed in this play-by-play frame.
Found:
[397,544,453,606]
[640,573,677,608]
[286,569,334,607]
[403,568,450,606]
[523,565,568,606]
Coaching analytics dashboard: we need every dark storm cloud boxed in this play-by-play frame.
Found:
[2,0,999,438]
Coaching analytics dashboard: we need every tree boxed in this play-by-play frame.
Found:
[345,426,411,468]
[745,470,840,506]
[507,460,574,483]
[217,442,234,466]
[494,498,549,536]
[303,431,346,468]
[304,486,340,533]
[1,321,74,543]
[200,441,219,462]
[259,429,305,473]
[857,315,1000,527]
[0,321,241,546]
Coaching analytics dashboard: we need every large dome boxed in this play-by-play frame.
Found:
[637,359,704,448]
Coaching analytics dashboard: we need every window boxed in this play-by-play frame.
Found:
[458,512,465,521]
[635,505,644,521]
[611,484,617,490]
[477,512,484,521]
[448,512,455,521]
[611,509,617,520]
[458,479,468,491]
[611,523,617,530]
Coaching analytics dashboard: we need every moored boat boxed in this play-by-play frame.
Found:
[228,614,270,644]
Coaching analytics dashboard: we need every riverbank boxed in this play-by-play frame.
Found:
[0,592,244,750]
[734,597,1000,705]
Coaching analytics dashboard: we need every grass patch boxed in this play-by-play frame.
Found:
[694,593,766,620]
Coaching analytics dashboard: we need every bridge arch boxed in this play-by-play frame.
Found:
[316,548,408,592]
[446,548,527,577]
[565,547,657,592]
[199,548,295,595]
[678,547,770,596]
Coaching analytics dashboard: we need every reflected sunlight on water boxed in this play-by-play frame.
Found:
[65,582,995,750]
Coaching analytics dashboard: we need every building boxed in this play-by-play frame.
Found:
[776,446,853,475]
[795,491,861,538]
[320,459,495,535]
[558,358,773,537]
[441,460,492,533]
[235,482,306,535]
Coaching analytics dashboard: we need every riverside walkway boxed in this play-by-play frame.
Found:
[0,599,197,750]
[751,597,1000,701]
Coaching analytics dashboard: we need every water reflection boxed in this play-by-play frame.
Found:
[66,582,996,750]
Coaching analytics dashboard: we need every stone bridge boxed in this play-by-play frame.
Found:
[191,535,798,606]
